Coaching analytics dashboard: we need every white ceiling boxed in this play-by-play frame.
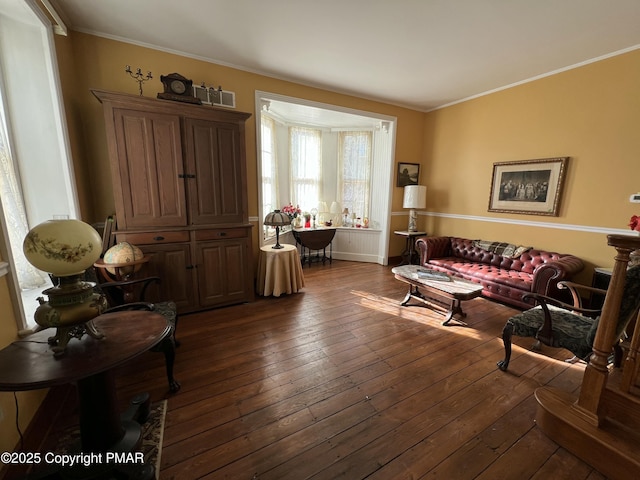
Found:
[12,1,640,112]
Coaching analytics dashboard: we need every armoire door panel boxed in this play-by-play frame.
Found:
[184,118,243,225]
[216,126,243,220]
[197,240,248,306]
[197,242,225,305]
[114,109,187,228]
[222,242,247,298]
[138,242,195,312]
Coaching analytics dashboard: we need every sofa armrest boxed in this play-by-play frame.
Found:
[531,255,584,297]
[416,236,452,265]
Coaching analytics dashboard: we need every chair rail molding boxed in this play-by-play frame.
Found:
[391,210,632,236]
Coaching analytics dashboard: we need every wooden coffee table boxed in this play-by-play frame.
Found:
[392,265,484,325]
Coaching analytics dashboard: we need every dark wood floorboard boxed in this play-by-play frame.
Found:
[7,260,608,480]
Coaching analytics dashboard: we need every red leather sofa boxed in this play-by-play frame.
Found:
[415,236,584,309]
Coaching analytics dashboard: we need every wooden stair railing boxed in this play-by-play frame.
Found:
[534,234,640,480]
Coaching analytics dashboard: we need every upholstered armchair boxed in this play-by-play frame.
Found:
[497,265,640,371]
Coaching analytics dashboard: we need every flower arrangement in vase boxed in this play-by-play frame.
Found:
[282,203,302,227]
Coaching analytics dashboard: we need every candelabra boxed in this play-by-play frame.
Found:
[125,65,152,96]
[200,82,223,103]
[201,82,223,93]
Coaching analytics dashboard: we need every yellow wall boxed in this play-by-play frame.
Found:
[423,49,640,282]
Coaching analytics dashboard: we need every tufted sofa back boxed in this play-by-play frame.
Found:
[448,237,569,275]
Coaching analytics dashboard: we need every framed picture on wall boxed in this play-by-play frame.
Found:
[488,157,569,216]
[397,163,420,187]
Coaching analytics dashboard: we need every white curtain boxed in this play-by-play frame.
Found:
[261,115,278,215]
[0,91,47,290]
[338,131,372,219]
[289,126,322,211]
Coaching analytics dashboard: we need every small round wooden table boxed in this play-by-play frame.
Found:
[0,311,169,478]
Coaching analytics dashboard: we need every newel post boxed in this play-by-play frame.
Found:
[576,234,638,425]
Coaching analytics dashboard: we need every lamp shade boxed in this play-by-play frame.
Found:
[264,210,290,249]
[23,219,102,276]
[264,210,291,226]
[403,185,427,209]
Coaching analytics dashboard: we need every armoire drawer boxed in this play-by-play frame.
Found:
[195,228,249,241]
[116,231,190,245]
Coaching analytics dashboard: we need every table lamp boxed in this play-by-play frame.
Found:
[342,208,349,227]
[264,210,291,249]
[403,185,427,232]
[317,202,328,225]
[330,201,341,226]
[22,218,107,354]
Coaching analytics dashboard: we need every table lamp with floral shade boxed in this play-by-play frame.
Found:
[22,217,107,354]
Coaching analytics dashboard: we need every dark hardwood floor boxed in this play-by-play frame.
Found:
[10,260,609,479]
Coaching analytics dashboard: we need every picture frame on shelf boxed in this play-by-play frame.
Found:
[488,157,569,216]
[397,162,420,187]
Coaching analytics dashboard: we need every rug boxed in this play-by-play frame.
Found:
[48,399,167,478]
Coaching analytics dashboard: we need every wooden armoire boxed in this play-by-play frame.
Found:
[92,89,253,313]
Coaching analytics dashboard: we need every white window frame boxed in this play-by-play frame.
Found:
[0,1,78,332]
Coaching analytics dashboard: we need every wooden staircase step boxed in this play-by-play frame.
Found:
[602,376,640,433]
[535,386,640,480]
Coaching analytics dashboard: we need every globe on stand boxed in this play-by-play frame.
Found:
[102,242,145,279]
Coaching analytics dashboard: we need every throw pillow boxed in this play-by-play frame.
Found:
[472,240,532,258]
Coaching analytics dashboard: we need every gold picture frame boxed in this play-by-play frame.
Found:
[488,157,569,216]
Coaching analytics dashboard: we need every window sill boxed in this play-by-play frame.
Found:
[336,226,381,232]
